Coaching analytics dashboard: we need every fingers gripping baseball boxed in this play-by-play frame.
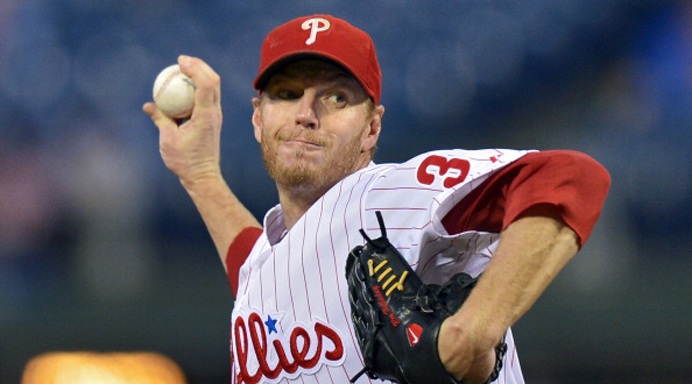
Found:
[185,56,222,112]
[143,56,223,185]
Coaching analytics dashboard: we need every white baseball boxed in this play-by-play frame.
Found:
[152,64,195,119]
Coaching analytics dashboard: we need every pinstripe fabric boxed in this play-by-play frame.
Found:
[231,149,530,384]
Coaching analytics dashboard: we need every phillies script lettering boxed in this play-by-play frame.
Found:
[234,313,344,383]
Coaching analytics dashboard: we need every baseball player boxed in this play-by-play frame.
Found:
[143,14,610,384]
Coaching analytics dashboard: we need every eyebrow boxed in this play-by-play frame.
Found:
[321,74,361,91]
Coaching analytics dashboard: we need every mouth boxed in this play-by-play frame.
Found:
[282,135,326,150]
[289,138,321,147]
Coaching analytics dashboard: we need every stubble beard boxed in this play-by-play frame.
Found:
[261,129,366,193]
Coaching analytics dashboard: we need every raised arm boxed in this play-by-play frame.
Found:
[143,55,261,272]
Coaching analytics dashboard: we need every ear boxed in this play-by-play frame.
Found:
[361,105,384,153]
[252,97,262,144]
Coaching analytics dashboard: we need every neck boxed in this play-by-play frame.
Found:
[277,183,331,230]
[277,158,371,230]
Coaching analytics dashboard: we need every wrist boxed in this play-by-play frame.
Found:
[179,169,224,191]
[438,320,487,383]
[180,172,229,202]
[451,310,507,353]
[439,317,505,384]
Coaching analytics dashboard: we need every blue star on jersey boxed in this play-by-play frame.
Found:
[265,315,278,334]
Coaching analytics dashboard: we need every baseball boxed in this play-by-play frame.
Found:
[152,64,195,119]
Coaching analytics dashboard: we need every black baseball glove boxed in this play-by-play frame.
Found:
[345,211,507,384]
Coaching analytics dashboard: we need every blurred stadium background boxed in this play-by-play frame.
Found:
[1,0,691,383]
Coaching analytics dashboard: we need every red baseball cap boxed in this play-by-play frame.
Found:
[253,15,382,104]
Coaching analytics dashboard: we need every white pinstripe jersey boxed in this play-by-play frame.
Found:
[231,148,530,384]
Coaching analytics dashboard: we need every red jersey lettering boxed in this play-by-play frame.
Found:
[233,313,345,384]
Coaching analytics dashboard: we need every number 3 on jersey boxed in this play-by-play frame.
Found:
[416,155,470,188]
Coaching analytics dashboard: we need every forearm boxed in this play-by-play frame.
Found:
[440,210,579,380]
[144,56,262,270]
[182,175,261,271]
[465,213,577,342]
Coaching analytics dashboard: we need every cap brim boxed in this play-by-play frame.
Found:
[254,52,368,99]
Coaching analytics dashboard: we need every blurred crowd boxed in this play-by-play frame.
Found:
[1,0,690,383]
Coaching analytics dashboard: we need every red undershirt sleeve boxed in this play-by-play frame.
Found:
[441,150,610,247]
[225,227,263,297]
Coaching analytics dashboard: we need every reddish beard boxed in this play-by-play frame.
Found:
[261,128,366,190]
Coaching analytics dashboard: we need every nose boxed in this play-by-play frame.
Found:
[295,90,318,129]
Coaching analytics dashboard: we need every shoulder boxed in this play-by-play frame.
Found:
[371,148,533,190]
[515,149,608,168]
[403,148,531,165]
[358,149,532,233]
[441,149,611,245]
[496,149,611,187]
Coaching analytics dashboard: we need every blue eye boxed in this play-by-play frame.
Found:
[326,94,346,104]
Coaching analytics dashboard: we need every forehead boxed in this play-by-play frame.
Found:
[266,60,363,90]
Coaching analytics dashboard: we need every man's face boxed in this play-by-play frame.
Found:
[252,60,383,193]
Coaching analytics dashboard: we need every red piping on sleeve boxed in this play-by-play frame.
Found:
[225,227,263,297]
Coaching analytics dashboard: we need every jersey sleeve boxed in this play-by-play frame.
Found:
[441,150,611,246]
[225,227,263,296]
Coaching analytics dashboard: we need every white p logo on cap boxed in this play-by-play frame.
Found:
[301,17,331,45]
